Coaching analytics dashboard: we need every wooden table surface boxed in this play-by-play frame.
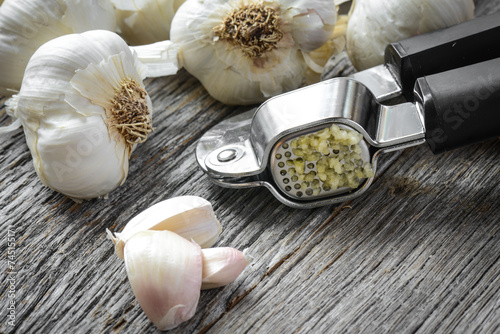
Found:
[1,1,499,333]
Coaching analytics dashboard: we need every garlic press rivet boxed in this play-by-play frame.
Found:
[217,149,238,163]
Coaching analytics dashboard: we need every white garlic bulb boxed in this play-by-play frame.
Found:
[346,0,475,70]
[0,0,117,95]
[111,0,186,45]
[125,230,203,330]
[170,0,338,105]
[107,196,222,259]
[6,30,153,200]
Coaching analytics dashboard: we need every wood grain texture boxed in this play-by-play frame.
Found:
[1,1,499,333]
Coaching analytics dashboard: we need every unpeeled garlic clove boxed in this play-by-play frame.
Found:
[107,196,222,259]
[201,247,248,290]
[124,230,202,331]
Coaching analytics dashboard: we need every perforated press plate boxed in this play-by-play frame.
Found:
[270,124,373,201]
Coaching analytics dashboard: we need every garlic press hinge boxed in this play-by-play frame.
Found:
[204,139,263,178]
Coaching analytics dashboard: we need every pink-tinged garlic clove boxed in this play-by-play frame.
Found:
[124,230,203,330]
[201,247,248,290]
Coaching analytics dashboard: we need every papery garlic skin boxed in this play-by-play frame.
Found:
[0,0,116,95]
[170,0,337,105]
[108,196,222,259]
[6,30,153,200]
[201,247,248,290]
[111,0,186,45]
[346,0,475,70]
[125,230,202,330]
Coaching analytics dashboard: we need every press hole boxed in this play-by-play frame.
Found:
[305,189,313,196]
[280,170,287,176]
[283,178,290,184]
[285,151,291,158]
[294,184,301,190]
[296,191,303,197]
[275,153,282,159]
[285,186,291,192]
[282,143,289,149]
[278,162,285,168]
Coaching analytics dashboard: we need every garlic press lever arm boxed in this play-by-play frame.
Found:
[415,57,500,154]
[353,12,500,102]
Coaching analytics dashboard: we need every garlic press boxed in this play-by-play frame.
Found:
[196,13,500,209]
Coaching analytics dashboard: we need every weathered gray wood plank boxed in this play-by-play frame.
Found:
[1,1,499,333]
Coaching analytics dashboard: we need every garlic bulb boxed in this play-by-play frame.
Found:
[125,230,203,330]
[111,0,186,45]
[170,0,338,105]
[107,196,222,259]
[6,30,153,200]
[346,0,475,70]
[0,0,117,95]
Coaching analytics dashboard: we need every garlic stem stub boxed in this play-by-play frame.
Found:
[125,230,203,331]
[0,0,117,95]
[346,0,475,70]
[107,196,222,259]
[170,0,338,105]
[130,40,180,78]
[6,30,154,200]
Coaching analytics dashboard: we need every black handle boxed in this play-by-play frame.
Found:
[414,58,500,154]
[386,12,500,101]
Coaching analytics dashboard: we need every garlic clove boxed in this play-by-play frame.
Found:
[108,196,222,259]
[201,247,248,290]
[289,1,337,53]
[124,230,202,331]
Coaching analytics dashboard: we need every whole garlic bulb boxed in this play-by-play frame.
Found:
[111,0,186,45]
[0,0,117,95]
[170,0,338,105]
[346,0,475,70]
[6,30,153,200]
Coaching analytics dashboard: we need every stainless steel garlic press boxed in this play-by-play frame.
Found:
[196,13,500,209]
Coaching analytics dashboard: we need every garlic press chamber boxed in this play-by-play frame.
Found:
[196,13,500,209]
